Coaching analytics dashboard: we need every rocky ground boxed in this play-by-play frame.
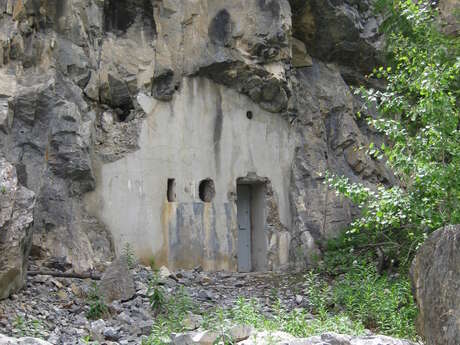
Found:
[0,262,314,345]
[0,259,425,345]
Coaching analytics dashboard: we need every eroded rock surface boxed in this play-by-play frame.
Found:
[0,0,393,271]
[0,157,35,300]
[289,61,394,266]
[290,0,383,84]
[410,225,460,345]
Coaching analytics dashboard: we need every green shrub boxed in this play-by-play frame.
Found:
[304,256,418,341]
[325,0,460,263]
[332,264,418,339]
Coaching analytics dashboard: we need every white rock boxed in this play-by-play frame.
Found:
[191,330,219,345]
[159,266,172,279]
[295,295,303,304]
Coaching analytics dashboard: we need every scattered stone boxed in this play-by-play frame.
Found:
[103,327,121,341]
[70,283,83,298]
[0,334,52,345]
[90,319,106,342]
[56,290,67,300]
[183,313,203,331]
[137,320,153,336]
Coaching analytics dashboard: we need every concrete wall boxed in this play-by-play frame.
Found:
[85,77,296,271]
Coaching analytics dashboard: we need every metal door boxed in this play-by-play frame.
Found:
[237,185,251,272]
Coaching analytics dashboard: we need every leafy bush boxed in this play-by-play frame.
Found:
[332,264,418,339]
[311,238,420,340]
[326,0,460,261]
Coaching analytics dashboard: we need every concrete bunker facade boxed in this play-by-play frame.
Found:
[85,78,295,272]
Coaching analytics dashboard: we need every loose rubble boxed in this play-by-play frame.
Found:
[0,265,309,344]
[0,264,419,345]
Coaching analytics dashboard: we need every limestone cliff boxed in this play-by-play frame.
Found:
[0,0,393,273]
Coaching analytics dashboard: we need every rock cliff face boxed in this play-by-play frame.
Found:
[0,0,391,273]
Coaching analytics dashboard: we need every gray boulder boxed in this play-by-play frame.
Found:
[0,157,35,300]
[410,225,460,345]
[99,258,136,304]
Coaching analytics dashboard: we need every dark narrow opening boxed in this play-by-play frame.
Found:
[104,0,156,36]
[115,108,133,122]
[199,179,215,202]
[246,111,253,119]
[167,178,176,202]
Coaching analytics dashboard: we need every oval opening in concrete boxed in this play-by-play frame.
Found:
[199,179,215,202]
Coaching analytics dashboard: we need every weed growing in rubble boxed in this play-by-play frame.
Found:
[304,255,419,340]
[204,309,234,345]
[80,335,100,345]
[12,315,47,338]
[148,278,166,313]
[122,242,136,269]
[332,264,417,339]
[86,283,109,320]
[201,297,364,340]
[144,280,199,345]
[141,274,417,345]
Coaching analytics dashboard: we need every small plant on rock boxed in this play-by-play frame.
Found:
[81,335,100,345]
[148,273,166,313]
[86,282,109,320]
